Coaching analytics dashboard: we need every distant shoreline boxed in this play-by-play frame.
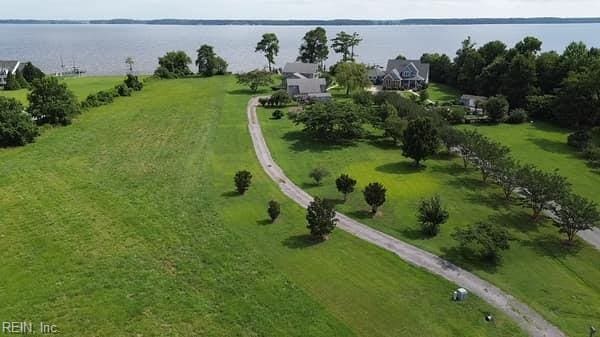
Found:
[2,17,600,26]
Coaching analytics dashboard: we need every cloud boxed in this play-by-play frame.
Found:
[3,0,600,19]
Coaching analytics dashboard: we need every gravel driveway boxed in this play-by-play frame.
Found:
[247,97,566,337]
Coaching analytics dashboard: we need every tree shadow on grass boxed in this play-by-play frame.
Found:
[376,161,424,175]
[445,176,488,191]
[346,209,374,220]
[256,219,272,226]
[428,163,468,177]
[227,88,270,96]
[221,191,242,198]
[431,152,458,161]
[521,234,584,258]
[527,137,576,157]
[440,246,501,274]
[282,131,357,153]
[465,192,512,211]
[282,234,322,249]
[401,226,428,240]
[364,134,399,151]
[488,211,540,234]
[300,182,321,189]
[323,198,346,207]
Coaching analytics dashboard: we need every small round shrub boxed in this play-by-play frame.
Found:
[115,83,132,97]
[506,109,528,124]
[124,74,143,91]
[258,97,269,107]
[272,110,284,120]
[287,108,302,121]
[567,130,592,151]
[583,146,600,167]
[439,106,466,125]
[352,90,374,107]
[0,97,39,147]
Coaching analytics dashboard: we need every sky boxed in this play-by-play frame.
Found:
[3,0,600,20]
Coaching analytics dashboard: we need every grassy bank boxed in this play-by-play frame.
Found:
[0,77,524,336]
[0,76,125,104]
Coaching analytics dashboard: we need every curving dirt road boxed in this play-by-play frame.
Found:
[246,97,566,337]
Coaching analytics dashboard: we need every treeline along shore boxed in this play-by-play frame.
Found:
[2,17,600,26]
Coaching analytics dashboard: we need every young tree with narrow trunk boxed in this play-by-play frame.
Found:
[417,196,449,237]
[335,174,357,201]
[470,137,511,183]
[234,170,253,195]
[268,200,281,223]
[517,165,570,221]
[363,182,387,215]
[491,157,521,200]
[309,167,330,185]
[125,57,135,73]
[552,193,600,243]
[306,197,338,241]
[256,33,280,72]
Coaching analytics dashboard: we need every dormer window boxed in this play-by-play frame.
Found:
[402,71,411,77]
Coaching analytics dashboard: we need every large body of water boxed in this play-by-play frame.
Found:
[2,24,600,75]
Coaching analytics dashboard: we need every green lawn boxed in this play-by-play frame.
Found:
[466,122,600,204]
[0,77,524,337]
[258,107,600,337]
[0,76,126,104]
[427,83,461,102]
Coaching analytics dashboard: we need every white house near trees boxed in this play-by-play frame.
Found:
[0,60,21,86]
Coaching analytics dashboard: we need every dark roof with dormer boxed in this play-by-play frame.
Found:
[385,59,430,81]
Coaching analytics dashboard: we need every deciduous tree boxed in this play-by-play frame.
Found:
[417,196,449,237]
[363,182,387,215]
[453,222,510,263]
[306,197,338,240]
[401,117,439,166]
[234,170,253,195]
[0,97,38,147]
[27,77,80,126]
[335,62,371,96]
[552,193,600,243]
[335,174,357,201]
[155,51,193,78]
[298,27,329,70]
[256,33,280,72]
[309,167,330,185]
[236,70,273,93]
[517,165,570,221]
[268,200,281,223]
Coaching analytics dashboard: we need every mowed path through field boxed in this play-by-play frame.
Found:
[247,97,565,337]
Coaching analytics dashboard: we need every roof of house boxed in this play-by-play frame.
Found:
[368,67,386,77]
[0,60,19,73]
[283,62,318,74]
[287,78,326,94]
[385,59,430,81]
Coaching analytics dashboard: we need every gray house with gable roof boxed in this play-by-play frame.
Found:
[282,62,319,80]
[382,59,430,90]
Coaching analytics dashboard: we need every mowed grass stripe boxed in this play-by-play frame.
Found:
[0,77,353,336]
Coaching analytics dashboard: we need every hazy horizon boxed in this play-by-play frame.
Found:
[3,0,600,21]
